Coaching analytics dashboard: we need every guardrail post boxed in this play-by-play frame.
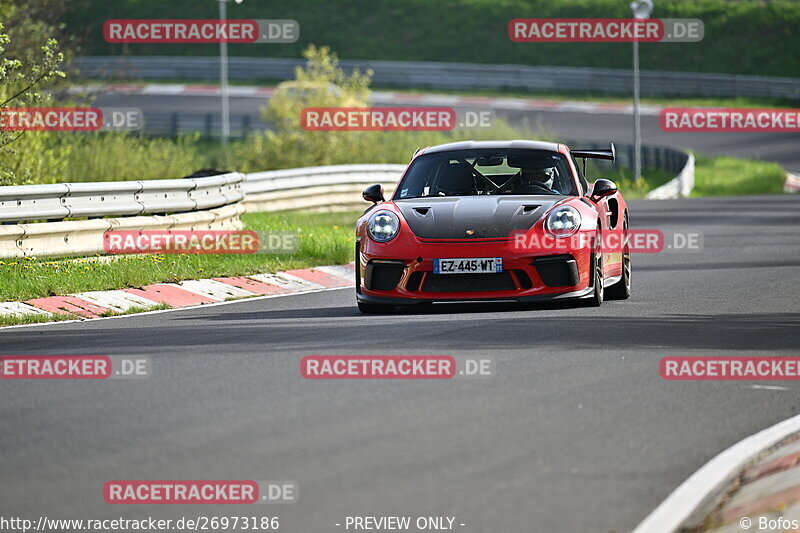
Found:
[170,113,179,136]
[242,115,251,138]
[205,114,213,137]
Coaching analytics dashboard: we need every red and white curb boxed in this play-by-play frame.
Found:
[0,264,355,326]
[72,83,664,116]
[634,413,800,533]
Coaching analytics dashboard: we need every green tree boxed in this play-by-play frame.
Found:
[248,45,373,169]
[0,18,65,185]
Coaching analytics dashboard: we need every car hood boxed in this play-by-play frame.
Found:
[394,195,565,239]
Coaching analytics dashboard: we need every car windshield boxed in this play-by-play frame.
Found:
[395,148,578,199]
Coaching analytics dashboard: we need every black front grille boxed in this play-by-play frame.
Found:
[365,261,406,291]
[532,255,579,287]
[424,272,516,293]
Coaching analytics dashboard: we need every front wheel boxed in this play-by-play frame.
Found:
[607,217,631,300]
[585,252,604,307]
[358,302,395,314]
[606,251,631,300]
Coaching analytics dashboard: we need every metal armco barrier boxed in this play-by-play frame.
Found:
[243,164,404,212]
[0,172,244,224]
[72,56,800,100]
[0,146,693,258]
[0,173,245,259]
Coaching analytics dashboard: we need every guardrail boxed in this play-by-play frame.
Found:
[243,164,405,212]
[0,145,693,258]
[72,56,800,100]
[0,204,245,259]
[0,172,244,224]
[0,173,245,258]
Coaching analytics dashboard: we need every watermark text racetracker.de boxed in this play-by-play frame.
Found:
[661,108,800,132]
[104,480,297,504]
[511,229,703,254]
[301,355,494,379]
[103,231,299,255]
[0,108,143,132]
[0,356,150,380]
[508,18,704,43]
[104,19,299,44]
[661,357,800,380]
[300,107,494,131]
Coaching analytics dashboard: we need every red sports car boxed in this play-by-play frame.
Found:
[355,140,630,313]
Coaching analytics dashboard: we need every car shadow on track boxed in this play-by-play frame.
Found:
[174,300,582,321]
[1,311,798,353]
[148,307,800,353]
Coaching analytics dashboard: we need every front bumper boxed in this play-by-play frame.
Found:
[356,286,594,306]
[357,231,595,304]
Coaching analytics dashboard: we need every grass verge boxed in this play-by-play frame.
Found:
[98,304,172,318]
[0,210,359,302]
[692,156,786,197]
[0,312,81,328]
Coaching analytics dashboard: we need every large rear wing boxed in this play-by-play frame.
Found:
[570,143,616,177]
[571,143,616,162]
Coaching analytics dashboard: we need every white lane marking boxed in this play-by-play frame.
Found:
[750,384,790,391]
[633,412,800,533]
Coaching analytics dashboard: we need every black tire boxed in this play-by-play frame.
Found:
[357,302,395,314]
[606,217,631,300]
[585,227,604,307]
[585,252,604,307]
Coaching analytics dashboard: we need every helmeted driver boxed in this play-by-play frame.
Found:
[517,166,558,194]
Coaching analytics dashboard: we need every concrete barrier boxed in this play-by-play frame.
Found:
[785,172,800,193]
[646,153,696,200]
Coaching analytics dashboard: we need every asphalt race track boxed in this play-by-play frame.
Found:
[93,92,800,173]
[2,195,799,532]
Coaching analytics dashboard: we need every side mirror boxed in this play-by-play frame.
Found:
[590,179,618,202]
[363,184,385,204]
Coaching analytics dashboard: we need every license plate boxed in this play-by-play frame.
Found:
[433,258,502,274]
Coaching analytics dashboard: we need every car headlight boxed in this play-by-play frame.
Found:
[367,210,400,242]
[545,206,582,238]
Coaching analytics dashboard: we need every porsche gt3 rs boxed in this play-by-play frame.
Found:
[355,140,631,313]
